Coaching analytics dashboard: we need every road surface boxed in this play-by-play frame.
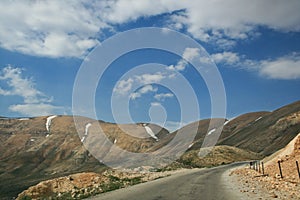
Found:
[87,162,247,200]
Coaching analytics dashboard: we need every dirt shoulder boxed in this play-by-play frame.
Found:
[228,164,300,199]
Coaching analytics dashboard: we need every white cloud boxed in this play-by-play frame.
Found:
[212,52,240,65]
[212,51,300,80]
[154,93,174,101]
[150,102,162,107]
[167,61,186,71]
[129,92,141,100]
[103,1,300,48]
[113,78,134,95]
[0,66,50,103]
[182,47,200,61]
[9,103,64,116]
[139,84,158,93]
[114,73,164,97]
[103,0,181,24]
[1,1,300,58]
[169,1,300,46]
[0,66,64,116]
[259,55,300,80]
[135,72,165,84]
[168,47,201,71]
[130,85,157,100]
[0,1,106,58]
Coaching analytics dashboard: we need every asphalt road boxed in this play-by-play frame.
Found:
[87,162,247,200]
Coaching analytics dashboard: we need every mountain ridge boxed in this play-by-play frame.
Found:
[1,100,300,199]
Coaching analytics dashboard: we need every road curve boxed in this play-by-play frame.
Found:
[87,162,247,200]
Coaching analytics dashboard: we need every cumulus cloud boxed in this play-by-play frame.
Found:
[0,66,64,116]
[168,47,200,71]
[113,78,134,95]
[105,0,300,36]
[211,52,240,65]
[150,102,162,107]
[114,72,165,97]
[0,1,106,58]
[103,0,300,48]
[103,0,181,24]
[9,103,64,116]
[182,47,200,61]
[135,72,165,84]
[168,1,300,47]
[1,1,299,58]
[129,85,157,100]
[154,93,174,101]
[0,66,50,103]
[259,55,300,80]
[213,51,300,80]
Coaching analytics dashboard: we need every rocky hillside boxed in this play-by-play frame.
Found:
[219,100,300,155]
[182,101,300,156]
[1,100,300,199]
[232,133,300,199]
[263,132,300,182]
[0,116,169,199]
[16,169,180,200]
[178,145,262,168]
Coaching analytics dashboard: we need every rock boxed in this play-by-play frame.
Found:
[271,193,278,198]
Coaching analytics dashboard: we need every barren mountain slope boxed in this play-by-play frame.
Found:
[219,101,300,155]
[0,116,169,199]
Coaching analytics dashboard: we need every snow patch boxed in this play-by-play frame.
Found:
[19,118,29,121]
[188,143,194,149]
[207,128,216,135]
[46,115,57,132]
[255,116,263,122]
[84,123,92,135]
[224,120,230,126]
[143,124,158,141]
[114,139,117,144]
[81,123,92,142]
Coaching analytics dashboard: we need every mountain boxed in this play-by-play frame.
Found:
[178,100,300,156]
[218,101,300,155]
[0,116,169,199]
[1,100,300,199]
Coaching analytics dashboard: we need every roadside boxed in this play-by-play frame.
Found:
[16,168,192,199]
[230,165,300,199]
[229,133,300,199]
[225,165,278,199]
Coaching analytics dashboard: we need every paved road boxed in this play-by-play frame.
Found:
[87,162,247,200]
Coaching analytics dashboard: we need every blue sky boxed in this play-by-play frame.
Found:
[0,1,300,131]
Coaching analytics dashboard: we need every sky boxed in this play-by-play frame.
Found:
[0,0,300,131]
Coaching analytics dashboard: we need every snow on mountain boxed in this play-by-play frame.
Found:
[207,128,216,135]
[18,118,29,121]
[188,143,194,149]
[81,123,92,142]
[143,124,158,141]
[224,120,230,126]
[84,123,92,136]
[46,115,57,132]
[254,116,263,122]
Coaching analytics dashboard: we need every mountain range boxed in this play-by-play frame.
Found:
[0,100,300,199]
